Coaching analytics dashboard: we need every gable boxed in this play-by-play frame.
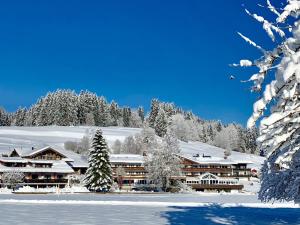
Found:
[9,149,20,157]
[24,147,67,160]
[177,155,199,165]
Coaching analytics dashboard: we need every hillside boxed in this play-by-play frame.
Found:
[0,126,264,169]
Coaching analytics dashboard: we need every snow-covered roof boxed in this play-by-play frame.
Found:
[0,157,28,163]
[110,154,144,164]
[2,146,88,170]
[179,154,253,165]
[0,160,74,173]
[21,146,68,158]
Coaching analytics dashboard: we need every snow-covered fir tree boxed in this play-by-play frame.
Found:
[0,108,11,126]
[109,101,121,126]
[5,89,258,154]
[97,96,111,126]
[122,107,131,127]
[148,99,160,128]
[78,90,98,125]
[145,131,182,191]
[154,109,168,137]
[84,129,113,191]
[236,0,300,201]
[138,106,145,122]
[13,107,27,126]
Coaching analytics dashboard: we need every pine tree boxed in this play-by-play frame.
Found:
[122,107,131,127]
[154,109,168,137]
[148,99,160,128]
[0,108,10,126]
[97,96,110,126]
[13,107,27,126]
[138,106,145,122]
[110,101,120,126]
[84,129,113,191]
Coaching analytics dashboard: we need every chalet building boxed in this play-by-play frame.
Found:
[0,146,87,188]
[0,146,254,192]
[110,153,253,192]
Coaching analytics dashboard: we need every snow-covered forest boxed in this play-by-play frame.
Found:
[0,89,258,154]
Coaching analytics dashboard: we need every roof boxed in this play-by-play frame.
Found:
[110,154,144,164]
[4,145,88,169]
[179,154,253,165]
[22,146,68,158]
[0,160,74,173]
[0,157,28,163]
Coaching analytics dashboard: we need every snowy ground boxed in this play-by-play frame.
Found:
[0,126,141,151]
[0,193,299,225]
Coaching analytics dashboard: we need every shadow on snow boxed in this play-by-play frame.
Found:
[161,205,300,225]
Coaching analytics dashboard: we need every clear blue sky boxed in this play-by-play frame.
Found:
[0,0,276,125]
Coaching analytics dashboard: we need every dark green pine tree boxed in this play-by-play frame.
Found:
[84,129,113,191]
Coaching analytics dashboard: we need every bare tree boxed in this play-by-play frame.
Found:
[115,167,126,190]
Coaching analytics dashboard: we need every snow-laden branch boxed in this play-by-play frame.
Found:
[237,32,266,53]
[245,9,285,41]
[267,0,281,17]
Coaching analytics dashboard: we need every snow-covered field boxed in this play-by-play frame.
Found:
[0,126,141,151]
[0,193,299,225]
[0,126,265,169]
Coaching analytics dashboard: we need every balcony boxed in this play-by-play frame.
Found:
[24,179,68,184]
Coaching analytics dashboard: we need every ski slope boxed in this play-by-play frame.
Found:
[0,126,265,169]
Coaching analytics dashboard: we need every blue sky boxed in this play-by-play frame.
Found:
[0,0,276,125]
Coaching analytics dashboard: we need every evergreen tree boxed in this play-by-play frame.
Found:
[97,96,110,126]
[0,108,10,126]
[13,107,27,126]
[109,101,120,126]
[122,107,131,127]
[237,1,300,201]
[148,99,160,128]
[154,109,168,137]
[138,106,145,122]
[84,129,113,191]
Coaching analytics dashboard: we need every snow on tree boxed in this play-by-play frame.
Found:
[0,107,11,126]
[13,107,27,126]
[121,135,140,154]
[97,96,111,126]
[2,170,25,189]
[169,114,190,142]
[138,106,145,122]
[64,130,91,155]
[109,101,121,126]
[85,113,95,126]
[130,110,143,128]
[154,109,168,137]
[135,126,159,154]
[236,0,300,201]
[214,124,240,152]
[145,131,182,192]
[84,129,113,191]
[122,107,131,127]
[112,139,122,154]
[148,99,160,128]
[78,90,99,125]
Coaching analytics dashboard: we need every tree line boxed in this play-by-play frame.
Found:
[0,89,258,155]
